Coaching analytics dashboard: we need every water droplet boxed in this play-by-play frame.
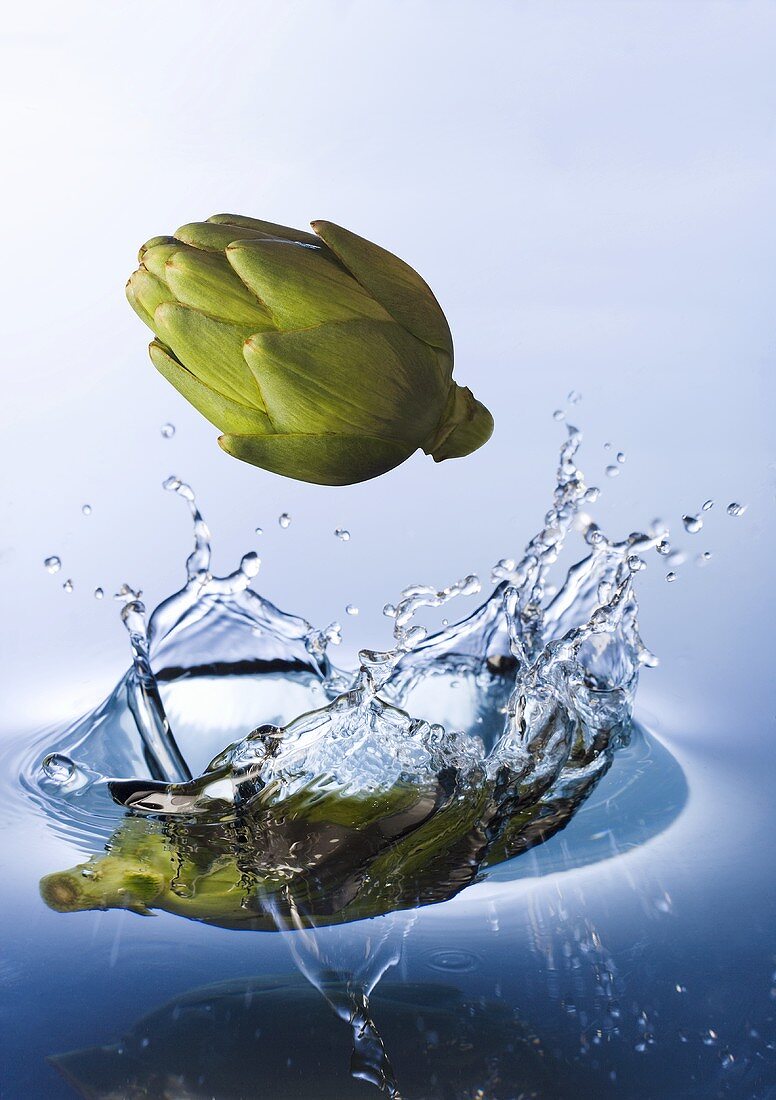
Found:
[278,513,291,529]
[94,587,104,599]
[346,604,359,616]
[603,442,611,450]
[702,499,714,511]
[426,949,479,973]
[254,527,263,536]
[334,528,351,541]
[727,502,746,517]
[553,409,565,421]
[617,451,626,464]
[41,753,75,783]
[656,539,671,556]
[382,603,397,618]
[160,423,176,438]
[81,503,92,516]
[62,579,74,593]
[666,571,678,583]
[682,514,703,534]
[628,555,646,572]
[568,390,582,405]
[44,556,61,574]
[675,984,687,994]
[584,487,600,503]
[605,465,619,478]
[696,551,712,567]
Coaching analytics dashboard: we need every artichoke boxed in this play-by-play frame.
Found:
[126,214,493,485]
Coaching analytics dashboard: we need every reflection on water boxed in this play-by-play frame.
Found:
[49,974,583,1100]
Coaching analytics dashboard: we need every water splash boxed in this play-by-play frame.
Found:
[30,425,682,1097]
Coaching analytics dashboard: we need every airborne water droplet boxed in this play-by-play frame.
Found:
[666,571,678,583]
[161,423,176,438]
[335,528,351,541]
[727,502,746,517]
[41,753,75,784]
[656,539,671,556]
[568,390,582,405]
[62,579,74,593]
[605,465,619,478]
[702,499,714,511]
[81,504,92,516]
[682,514,703,534]
[346,604,359,616]
[553,409,565,421]
[94,587,104,599]
[696,552,712,567]
[44,556,61,574]
[278,513,291,529]
[254,527,263,536]
[628,555,646,572]
[617,451,626,464]
[584,487,600,503]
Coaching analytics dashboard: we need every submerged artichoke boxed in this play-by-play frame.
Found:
[127,214,493,485]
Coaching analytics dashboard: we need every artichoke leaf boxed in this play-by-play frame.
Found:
[153,303,263,407]
[208,213,321,247]
[311,220,454,359]
[242,319,446,441]
[174,220,282,253]
[218,431,415,486]
[226,239,391,331]
[149,341,272,435]
[126,269,177,331]
[165,248,274,327]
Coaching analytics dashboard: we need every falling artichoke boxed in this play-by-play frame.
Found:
[126,214,493,485]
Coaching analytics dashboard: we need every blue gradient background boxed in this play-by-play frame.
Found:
[0,4,774,1097]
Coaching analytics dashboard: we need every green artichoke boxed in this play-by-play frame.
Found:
[126,214,493,485]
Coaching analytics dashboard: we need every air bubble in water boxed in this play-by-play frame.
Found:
[161,423,176,438]
[702,499,714,511]
[44,556,61,574]
[727,502,746,517]
[682,514,703,534]
[94,587,104,599]
[666,571,678,583]
[278,513,291,529]
[81,504,92,516]
[42,753,75,784]
[62,579,74,593]
[605,465,619,478]
[346,604,359,616]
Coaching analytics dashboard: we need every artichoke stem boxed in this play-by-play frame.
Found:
[424,384,494,462]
